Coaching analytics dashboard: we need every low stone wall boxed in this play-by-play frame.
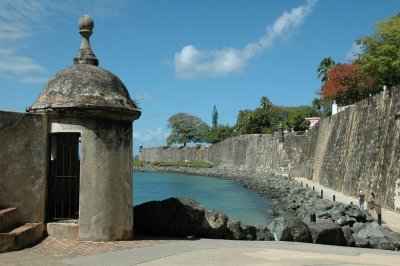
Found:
[0,111,47,224]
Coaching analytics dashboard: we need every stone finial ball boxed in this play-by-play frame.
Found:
[78,15,94,31]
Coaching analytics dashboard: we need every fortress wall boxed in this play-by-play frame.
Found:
[206,134,278,173]
[140,134,308,175]
[0,111,48,223]
[307,88,400,209]
[139,146,207,163]
[139,87,400,210]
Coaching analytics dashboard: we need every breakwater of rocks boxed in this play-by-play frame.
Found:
[134,166,400,250]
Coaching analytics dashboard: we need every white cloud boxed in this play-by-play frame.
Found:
[345,42,362,62]
[20,76,49,84]
[0,1,49,80]
[174,0,317,79]
[133,127,169,143]
[0,0,126,83]
[134,92,152,102]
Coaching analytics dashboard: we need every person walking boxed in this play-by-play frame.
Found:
[358,191,365,210]
[369,192,375,203]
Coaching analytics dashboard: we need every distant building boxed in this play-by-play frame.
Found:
[305,117,321,129]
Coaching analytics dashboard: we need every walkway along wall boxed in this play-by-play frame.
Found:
[300,86,400,210]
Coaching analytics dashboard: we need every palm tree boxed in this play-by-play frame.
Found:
[317,57,336,83]
[260,96,272,111]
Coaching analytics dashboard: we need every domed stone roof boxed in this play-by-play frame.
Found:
[28,15,140,121]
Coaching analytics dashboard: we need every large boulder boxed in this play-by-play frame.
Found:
[352,222,400,250]
[134,197,205,237]
[255,226,275,241]
[226,219,242,240]
[240,224,258,240]
[341,225,355,247]
[355,222,386,239]
[353,235,371,248]
[307,220,347,246]
[201,210,228,239]
[268,215,312,242]
[133,197,274,241]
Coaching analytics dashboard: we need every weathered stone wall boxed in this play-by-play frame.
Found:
[139,87,400,211]
[0,111,47,224]
[50,117,134,241]
[207,134,307,174]
[139,146,207,163]
[302,87,400,210]
[140,134,308,175]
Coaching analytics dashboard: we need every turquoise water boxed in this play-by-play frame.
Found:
[133,171,273,226]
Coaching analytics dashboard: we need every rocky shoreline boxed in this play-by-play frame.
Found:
[134,165,400,250]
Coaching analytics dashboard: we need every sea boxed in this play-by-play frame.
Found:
[133,171,273,226]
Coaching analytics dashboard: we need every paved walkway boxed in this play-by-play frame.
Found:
[2,178,400,265]
[294,177,400,233]
[1,237,399,265]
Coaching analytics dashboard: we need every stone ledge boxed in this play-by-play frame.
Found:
[46,222,79,240]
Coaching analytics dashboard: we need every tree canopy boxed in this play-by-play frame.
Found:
[205,125,236,144]
[167,113,209,146]
[234,97,317,134]
[320,63,378,105]
[260,96,272,111]
[356,14,400,87]
[212,105,219,128]
[317,57,336,83]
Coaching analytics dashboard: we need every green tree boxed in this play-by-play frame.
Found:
[205,125,236,144]
[285,106,317,131]
[235,108,271,134]
[312,97,331,117]
[235,110,253,135]
[260,96,272,111]
[167,113,209,146]
[265,105,289,131]
[356,14,400,87]
[212,105,219,128]
[317,57,336,83]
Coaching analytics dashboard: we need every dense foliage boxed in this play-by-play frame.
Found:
[167,113,209,146]
[317,57,336,83]
[356,14,400,87]
[212,105,219,128]
[235,98,318,135]
[320,63,378,105]
[205,124,236,144]
[316,14,400,106]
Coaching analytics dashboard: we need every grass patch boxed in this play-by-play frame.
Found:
[133,159,151,167]
[153,161,213,168]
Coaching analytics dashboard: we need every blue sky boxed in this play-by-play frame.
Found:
[0,0,398,154]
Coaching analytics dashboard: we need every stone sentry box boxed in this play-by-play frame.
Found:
[27,15,141,241]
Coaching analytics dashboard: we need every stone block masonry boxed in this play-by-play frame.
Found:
[0,111,47,224]
[301,86,400,211]
[140,146,207,163]
[140,134,308,176]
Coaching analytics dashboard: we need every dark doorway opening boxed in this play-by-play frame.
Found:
[47,133,80,221]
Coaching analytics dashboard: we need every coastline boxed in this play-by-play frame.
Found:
[134,165,400,250]
[133,165,295,212]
